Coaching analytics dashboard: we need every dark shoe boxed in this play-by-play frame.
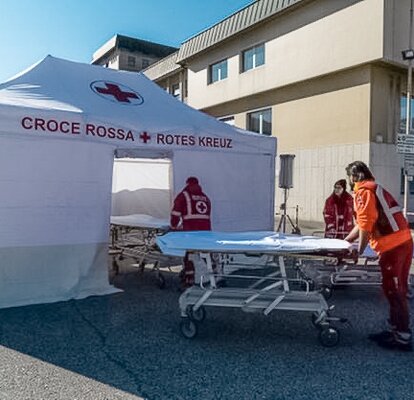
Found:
[376,336,413,352]
[368,330,393,342]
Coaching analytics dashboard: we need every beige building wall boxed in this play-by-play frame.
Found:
[143,0,413,224]
[186,0,384,110]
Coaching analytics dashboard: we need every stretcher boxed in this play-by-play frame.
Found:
[297,231,414,299]
[156,231,353,347]
[109,214,182,288]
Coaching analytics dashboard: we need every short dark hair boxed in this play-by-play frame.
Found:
[345,161,375,182]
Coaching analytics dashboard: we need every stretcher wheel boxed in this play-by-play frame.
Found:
[318,326,340,347]
[187,305,206,322]
[157,273,166,289]
[320,285,333,300]
[179,318,198,339]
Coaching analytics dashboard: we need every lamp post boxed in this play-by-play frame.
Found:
[402,0,414,217]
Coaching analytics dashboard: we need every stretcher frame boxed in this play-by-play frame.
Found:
[109,224,182,288]
[300,231,414,299]
[178,250,347,347]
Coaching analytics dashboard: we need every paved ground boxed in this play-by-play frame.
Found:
[0,254,414,400]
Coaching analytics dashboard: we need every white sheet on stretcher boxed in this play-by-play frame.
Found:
[156,231,352,257]
[110,214,170,230]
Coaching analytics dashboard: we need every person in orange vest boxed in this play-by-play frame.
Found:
[170,176,212,288]
[344,161,413,351]
[323,179,354,239]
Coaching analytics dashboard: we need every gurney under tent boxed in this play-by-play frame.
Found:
[0,56,276,309]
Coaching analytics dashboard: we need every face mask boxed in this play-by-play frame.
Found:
[334,187,344,195]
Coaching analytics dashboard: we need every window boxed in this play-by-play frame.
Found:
[400,95,414,133]
[219,116,235,126]
[172,83,180,98]
[209,59,228,84]
[127,56,136,67]
[400,168,414,194]
[242,44,265,72]
[142,58,150,69]
[247,108,272,135]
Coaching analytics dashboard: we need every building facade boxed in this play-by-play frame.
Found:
[92,34,177,73]
[143,0,414,223]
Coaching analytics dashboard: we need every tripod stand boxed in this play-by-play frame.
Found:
[276,188,301,234]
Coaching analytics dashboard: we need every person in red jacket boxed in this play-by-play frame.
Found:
[344,161,413,351]
[323,179,354,239]
[170,176,211,287]
[170,176,211,231]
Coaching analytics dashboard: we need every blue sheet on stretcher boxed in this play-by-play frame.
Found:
[156,231,353,257]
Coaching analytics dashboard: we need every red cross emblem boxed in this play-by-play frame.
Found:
[140,132,151,143]
[195,201,208,214]
[90,80,144,105]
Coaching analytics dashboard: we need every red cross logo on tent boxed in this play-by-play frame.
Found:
[195,201,208,214]
[140,132,151,143]
[90,80,144,105]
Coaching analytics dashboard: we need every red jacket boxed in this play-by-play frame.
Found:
[323,191,354,239]
[170,183,211,231]
[353,180,411,254]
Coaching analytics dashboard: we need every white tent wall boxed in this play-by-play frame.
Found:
[0,136,118,308]
[111,158,171,218]
[172,150,275,231]
[0,56,276,309]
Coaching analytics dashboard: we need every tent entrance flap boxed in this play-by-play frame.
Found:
[111,157,172,219]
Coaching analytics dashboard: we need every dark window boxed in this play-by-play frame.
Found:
[218,116,235,126]
[172,83,180,98]
[247,108,272,135]
[242,44,265,72]
[127,56,136,67]
[400,168,414,194]
[142,59,150,69]
[209,59,228,84]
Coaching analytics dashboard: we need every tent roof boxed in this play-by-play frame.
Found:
[0,56,276,157]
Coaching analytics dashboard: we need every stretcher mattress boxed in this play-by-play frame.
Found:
[110,214,170,230]
[156,231,352,257]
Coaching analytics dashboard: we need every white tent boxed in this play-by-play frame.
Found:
[0,56,276,309]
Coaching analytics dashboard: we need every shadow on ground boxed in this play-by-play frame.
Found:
[0,263,413,400]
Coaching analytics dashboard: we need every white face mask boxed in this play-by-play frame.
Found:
[334,186,344,196]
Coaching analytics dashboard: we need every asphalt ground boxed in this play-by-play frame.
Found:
[0,257,414,400]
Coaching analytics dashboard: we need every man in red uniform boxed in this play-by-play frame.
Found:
[170,176,211,287]
[170,176,211,231]
[344,161,413,351]
[323,179,354,239]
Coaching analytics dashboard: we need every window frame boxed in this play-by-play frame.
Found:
[208,59,228,84]
[127,55,136,68]
[241,43,265,73]
[400,168,414,195]
[246,108,272,136]
[171,83,180,98]
[218,116,235,125]
[142,58,150,69]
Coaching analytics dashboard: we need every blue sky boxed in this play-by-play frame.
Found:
[0,0,253,82]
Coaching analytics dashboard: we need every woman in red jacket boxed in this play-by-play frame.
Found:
[323,179,354,239]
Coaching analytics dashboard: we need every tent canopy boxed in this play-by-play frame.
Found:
[0,56,276,309]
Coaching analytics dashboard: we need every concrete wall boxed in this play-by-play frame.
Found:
[383,0,413,65]
[277,143,370,223]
